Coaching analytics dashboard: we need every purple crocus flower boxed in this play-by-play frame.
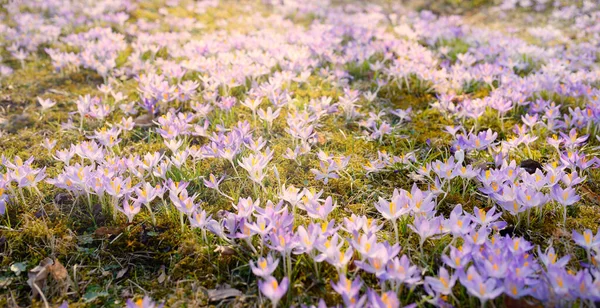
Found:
[125,296,162,308]
[116,198,141,223]
[383,255,421,286]
[572,228,600,251]
[304,196,336,221]
[442,244,472,270]
[503,276,529,299]
[409,216,442,248]
[470,206,502,227]
[259,276,289,307]
[551,185,580,206]
[425,267,457,296]
[559,128,588,148]
[374,188,410,221]
[331,276,362,302]
[538,246,570,269]
[250,255,279,278]
[366,289,399,308]
[0,180,8,216]
[460,267,504,305]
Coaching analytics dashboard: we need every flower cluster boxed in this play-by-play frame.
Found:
[1,0,600,307]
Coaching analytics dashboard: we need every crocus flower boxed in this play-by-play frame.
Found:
[425,267,456,296]
[441,244,472,270]
[461,267,504,305]
[54,146,76,165]
[267,229,298,254]
[409,216,442,248]
[247,215,274,237]
[170,189,197,215]
[238,149,273,185]
[295,225,319,254]
[257,107,281,128]
[41,138,57,153]
[37,97,57,110]
[559,128,588,148]
[189,210,210,229]
[374,188,410,221]
[304,196,336,221]
[561,171,585,187]
[350,232,380,259]
[250,255,279,278]
[383,255,421,286]
[470,206,502,227]
[503,276,529,299]
[310,161,339,184]
[134,182,161,205]
[505,236,533,254]
[279,184,303,207]
[255,200,287,219]
[549,182,580,222]
[464,228,489,246]
[233,197,258,218]
[125,296,162,308]
[354,243,399,278]
[259,276,289,307]
[482,255,509,279]
[538,246,570,269]
[0,180,8,215]
[117,198,141,223]
[331,276,362,300]
[446,205,473,236]
[572,229,600,251]
[367,289,399,308]
[106,176,132,199]
[547,268,573,297]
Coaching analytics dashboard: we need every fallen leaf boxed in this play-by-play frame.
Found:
[48,89,70,96]
[116,267,128,279]
[134,113,154,127]
[49,259,68,281]
[54,193,73,205]
[157,265,166,284]
[10,262,27,276]
[504,296,542,308]
[316,132,327,145]
[27,258,53,298]
[94,226,123,238]
[580,185,600,205]
[214,245,235,256]
[208,287,242,302]
[83,290,108,303]
[0,277,12,288]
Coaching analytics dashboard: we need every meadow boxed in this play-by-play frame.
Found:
[1,0,600,307]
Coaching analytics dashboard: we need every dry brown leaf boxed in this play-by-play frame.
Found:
[134,113,154,127]
[316,132,327,145]
[49,259,68,281]
[208,286,242,302]
[503,296,542,308]
[93,226,123,238]
[157,265,166,284]
[214,245,235,256]
[116,267,128,279]
[581,185,600,205]
[27,258,53,298]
